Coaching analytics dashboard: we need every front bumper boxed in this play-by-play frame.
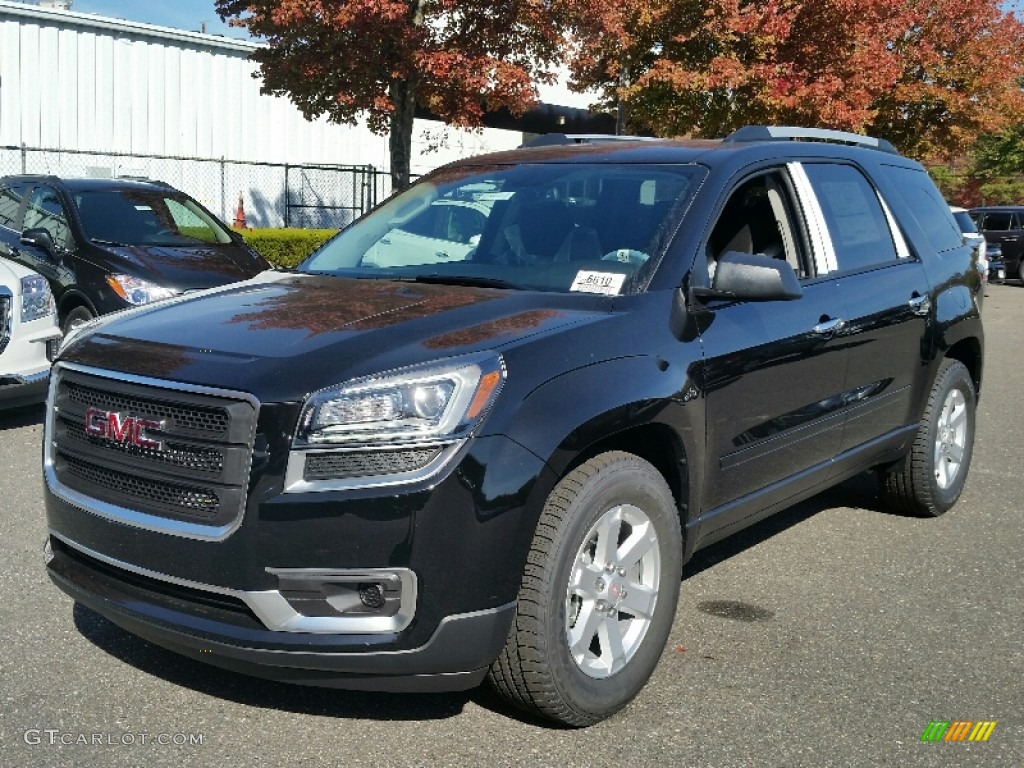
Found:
[0,323,60,408]
[0,366,51,408]
[47,535,515,691]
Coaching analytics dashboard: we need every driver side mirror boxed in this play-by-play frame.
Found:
[693,250,802,302]
[20,228,60,259]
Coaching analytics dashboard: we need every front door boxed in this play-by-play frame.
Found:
[697,169,850,542]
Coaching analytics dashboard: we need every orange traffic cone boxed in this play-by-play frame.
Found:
[233,193,247,229]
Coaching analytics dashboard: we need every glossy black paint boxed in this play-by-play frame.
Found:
[0,176,269,323]
[44,136,983,691]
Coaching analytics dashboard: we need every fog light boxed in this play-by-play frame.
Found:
[358,582,386,609]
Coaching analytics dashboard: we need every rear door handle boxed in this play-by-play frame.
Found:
[909,294,931,316]
[812,318,847,337]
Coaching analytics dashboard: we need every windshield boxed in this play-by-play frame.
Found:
[74,189,234,247]
[300,163,705,294]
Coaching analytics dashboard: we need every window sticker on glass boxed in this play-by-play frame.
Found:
[134,205,154,211]
[570,271,626,295]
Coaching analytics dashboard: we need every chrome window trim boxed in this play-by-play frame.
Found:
[283,440,466,494]
[877,192,911,259]
[787,162,836,275]
[44,361,260,542]
[51,533,418,634]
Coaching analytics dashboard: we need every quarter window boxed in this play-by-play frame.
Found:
[881,165,964,252]
[803,164,897,272]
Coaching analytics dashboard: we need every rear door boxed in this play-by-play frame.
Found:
[795,161,936,456]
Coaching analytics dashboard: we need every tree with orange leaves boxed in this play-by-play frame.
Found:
[567,0,1024,158]
[215,0,568,190]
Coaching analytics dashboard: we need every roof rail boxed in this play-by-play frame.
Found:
[520,133,663,148]
[723,126,899,155]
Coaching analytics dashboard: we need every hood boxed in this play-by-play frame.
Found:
[90,242,267,289]
[60,272,608,402]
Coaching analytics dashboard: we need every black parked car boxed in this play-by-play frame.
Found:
[969,206,1024,283]
[43,127,982,727]
[0,176,270,333]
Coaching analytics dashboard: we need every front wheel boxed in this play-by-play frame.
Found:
[488,452,682,726]
[61,306,95,335]
[880,359,976,517]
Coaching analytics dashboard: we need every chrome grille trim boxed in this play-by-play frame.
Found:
[45,362,260,541]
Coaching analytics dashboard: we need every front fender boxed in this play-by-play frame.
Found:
[487,354,703,511]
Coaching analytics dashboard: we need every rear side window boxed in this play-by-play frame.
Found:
[803,163,897,271]
[882,165,963,253]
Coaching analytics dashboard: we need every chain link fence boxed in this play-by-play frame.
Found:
[0,145,392,230]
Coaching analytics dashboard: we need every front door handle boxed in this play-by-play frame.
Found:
[812,317,847,337]
[909,294,931,316]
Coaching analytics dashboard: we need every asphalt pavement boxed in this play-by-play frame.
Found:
[0,283,1021,768]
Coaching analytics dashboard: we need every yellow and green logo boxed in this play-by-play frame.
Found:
[921,721,997,742]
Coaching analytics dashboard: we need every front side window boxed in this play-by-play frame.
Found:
[24,186,73,251]
[803,164,898,272]
[0,183,28,230]
[301,163,705,294]
[74,189,233,246]
[705,170,810,281]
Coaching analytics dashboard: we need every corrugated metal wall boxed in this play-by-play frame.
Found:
[0,1,522,177]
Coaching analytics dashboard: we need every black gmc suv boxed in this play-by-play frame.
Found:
[42,127,983,727]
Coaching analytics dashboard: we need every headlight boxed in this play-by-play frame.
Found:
[20,275,55,322]
[295,353,506,446]
[105,274,178,305]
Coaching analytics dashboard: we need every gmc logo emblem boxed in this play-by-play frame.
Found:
[84,408,164,451]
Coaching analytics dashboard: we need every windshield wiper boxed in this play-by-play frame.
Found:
[395,274,527,290]
[90,238,130,247]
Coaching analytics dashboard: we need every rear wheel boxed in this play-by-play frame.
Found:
[880,359,975,517]
[488,452,682,726]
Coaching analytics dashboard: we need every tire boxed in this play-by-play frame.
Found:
[880,359,975,517]
[488,451,682,726]
[62,306,94,335]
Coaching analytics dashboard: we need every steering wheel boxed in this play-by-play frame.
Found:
[602,249,649,266]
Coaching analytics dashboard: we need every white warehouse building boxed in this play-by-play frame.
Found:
[0,0,598,227]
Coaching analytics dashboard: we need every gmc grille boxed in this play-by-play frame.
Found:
[48,366,258,534]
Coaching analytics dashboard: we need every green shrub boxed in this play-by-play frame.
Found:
[237,228,338,268]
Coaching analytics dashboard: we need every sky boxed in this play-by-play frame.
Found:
[27,1,1024,38]
[33,0,251,39]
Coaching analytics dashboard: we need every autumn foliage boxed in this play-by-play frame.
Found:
[567,0,1024,158]
[215,0,567,189]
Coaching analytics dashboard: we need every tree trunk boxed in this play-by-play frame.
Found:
[389,79,417,192]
